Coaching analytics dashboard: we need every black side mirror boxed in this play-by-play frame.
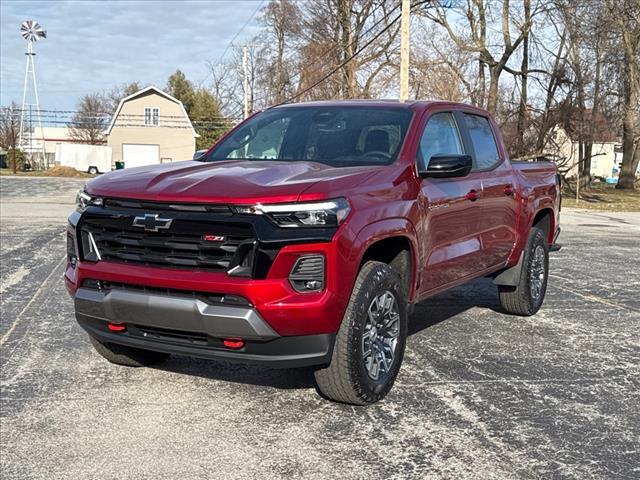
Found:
[419,154,473,178]
[193,149,208,160]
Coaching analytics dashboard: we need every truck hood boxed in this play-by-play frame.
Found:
[86,160,379,204]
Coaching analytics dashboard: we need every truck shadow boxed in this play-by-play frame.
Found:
[153,278,502,391]
[409,278,502,335]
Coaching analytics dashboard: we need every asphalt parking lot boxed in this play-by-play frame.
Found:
[1,176,639,479]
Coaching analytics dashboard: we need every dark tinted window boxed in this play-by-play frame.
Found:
[419,113,463,168]
[463,114,500,169]
[207,107,413,168]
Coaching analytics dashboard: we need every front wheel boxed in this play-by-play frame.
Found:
[314,261,408,405]
[499,227,549,316]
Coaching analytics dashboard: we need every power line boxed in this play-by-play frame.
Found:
[208,2,399,114]
[218,0,265,65]
[276,1,398,93]
[279,7,406,105]
[250,1,405,109]
[199,0,266,88]
[3,108,241,119]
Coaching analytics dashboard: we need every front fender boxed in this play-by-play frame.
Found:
[347,218,419,301]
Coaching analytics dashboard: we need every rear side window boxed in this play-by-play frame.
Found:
[463,114,500,169]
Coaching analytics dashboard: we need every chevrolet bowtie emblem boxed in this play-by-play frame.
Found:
[132,214,173,232]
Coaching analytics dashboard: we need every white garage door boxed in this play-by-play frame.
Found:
[122,144,160,168]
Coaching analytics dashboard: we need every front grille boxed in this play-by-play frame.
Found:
[80,207,256,272]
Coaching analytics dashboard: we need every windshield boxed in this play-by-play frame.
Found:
[205,106,413,168]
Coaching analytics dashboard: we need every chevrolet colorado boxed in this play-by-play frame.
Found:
[65,100,560,405]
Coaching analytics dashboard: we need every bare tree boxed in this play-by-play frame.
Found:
[294,0,401,100]
[608,0,640,190]
[420,0,534,114]
[514,0,532,157]
[68,94,108,145]
[0,102,21,174]
[207,60,242,116]
[102,82,141,114]
[411,21,478,102]
[259,0,302,103]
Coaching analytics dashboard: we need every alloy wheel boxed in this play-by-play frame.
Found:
[529,245,546,301]
[362,290,400,381]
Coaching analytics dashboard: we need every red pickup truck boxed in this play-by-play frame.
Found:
[65,100,560,405]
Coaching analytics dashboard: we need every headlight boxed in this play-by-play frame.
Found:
[76,190,103,211]
[233,198,350,228]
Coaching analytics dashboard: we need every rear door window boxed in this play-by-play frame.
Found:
[462,114,500,170]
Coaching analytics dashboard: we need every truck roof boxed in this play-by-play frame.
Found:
[269,99,489,115]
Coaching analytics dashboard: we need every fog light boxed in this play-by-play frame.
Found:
[305,280,323,290]
[289,255,325,292]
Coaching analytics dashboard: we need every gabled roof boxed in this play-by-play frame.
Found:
[106,85,197,137]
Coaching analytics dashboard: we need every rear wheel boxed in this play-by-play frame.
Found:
[314,261,408,405]
[89,336,169,367]
[499,227,549,316]
[87,166,98,175]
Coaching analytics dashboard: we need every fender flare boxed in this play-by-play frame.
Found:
[349,218,420,299]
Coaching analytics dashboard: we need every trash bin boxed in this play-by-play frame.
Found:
[115,161,125,170]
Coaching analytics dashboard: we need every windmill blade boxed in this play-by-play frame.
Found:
[20,21,34,40]
[20,20,46,42]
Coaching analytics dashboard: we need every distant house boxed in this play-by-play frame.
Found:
[548,108,622,179]
[106,86,197,168]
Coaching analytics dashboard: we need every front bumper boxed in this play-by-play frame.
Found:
[75,285,334,367]
[66,206,359,337]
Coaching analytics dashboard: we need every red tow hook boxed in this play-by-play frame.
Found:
[223,338,245,349]
[107,322,127,332]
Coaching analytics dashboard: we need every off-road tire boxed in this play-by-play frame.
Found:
[314,261,408,405]
[499,227,549,316]
[89,335,169,367]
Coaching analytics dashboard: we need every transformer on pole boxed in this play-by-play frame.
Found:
[18,20,47,169]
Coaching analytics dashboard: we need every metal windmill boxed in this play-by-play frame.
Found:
[18,20,47,167]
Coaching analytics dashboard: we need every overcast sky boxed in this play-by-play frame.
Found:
[1,0,264,110]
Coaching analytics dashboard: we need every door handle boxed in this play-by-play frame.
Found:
[466,189,479,201]
[504,184,514,196]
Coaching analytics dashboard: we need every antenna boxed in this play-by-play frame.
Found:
[18,20,47,169]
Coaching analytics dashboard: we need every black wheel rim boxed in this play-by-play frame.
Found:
[362,290,400,381]
[529,245,546,302]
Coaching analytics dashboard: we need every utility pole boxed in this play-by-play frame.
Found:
[399,0,411,101]
[243,45,249,119]
[237,43,260,119]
